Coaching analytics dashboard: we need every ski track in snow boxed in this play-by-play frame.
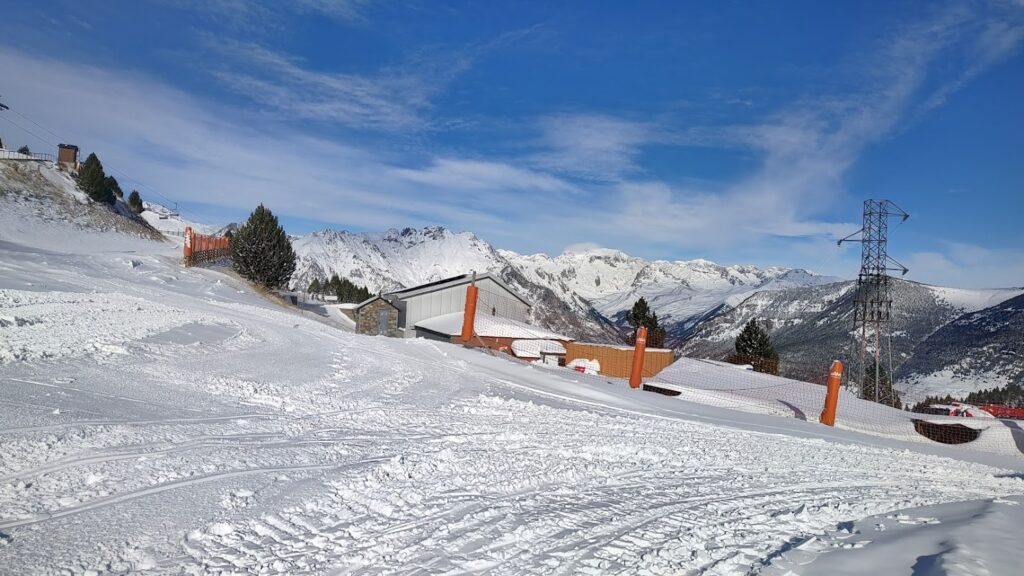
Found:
[1,237,1023,574]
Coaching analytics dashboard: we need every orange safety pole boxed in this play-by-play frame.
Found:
[819,360,844,426]
[460,274,479,344]
[629,327,648,389]
[183,227,193,260]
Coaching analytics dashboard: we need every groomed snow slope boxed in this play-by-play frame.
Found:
[2,218,1023,574]
[651,359,1024,457]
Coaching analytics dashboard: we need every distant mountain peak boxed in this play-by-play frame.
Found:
[289,225,836,344]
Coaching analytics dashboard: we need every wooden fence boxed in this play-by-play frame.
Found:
[183,226,231,266]
[564,342,676,379]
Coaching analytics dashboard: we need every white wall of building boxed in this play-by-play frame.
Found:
[400,278,528,337]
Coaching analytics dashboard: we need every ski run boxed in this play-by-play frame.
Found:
[2,215,1023,575]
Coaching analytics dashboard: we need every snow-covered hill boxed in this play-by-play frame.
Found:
[679,278,1024,398]
[898,292,1024,402]
[290,226,835,342]
[0,158,163,243]
[2,204,1023,574]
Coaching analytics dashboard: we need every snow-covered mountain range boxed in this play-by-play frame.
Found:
[289,226,839,342]
[897,292,1024,402]
[290,226,1024,400]
[679,279,1024,400]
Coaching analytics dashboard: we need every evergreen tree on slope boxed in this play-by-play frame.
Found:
[127,190,144,214]
[733,319,780,374]
[625,297,668,348]
[106,176,124,199]
[231,204,296,288]
[78,153,115,205]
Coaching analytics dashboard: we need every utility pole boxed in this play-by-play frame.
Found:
[838,200,909,405]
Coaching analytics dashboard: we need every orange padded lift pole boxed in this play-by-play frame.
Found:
[183,227,193,259]
[460,273,479,344]
[819,360,844,426]
[629,326,648,389]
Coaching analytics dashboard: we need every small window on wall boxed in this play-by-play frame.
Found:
[491,306,496,316]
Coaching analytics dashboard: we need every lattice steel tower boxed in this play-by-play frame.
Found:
[838,200,909,405]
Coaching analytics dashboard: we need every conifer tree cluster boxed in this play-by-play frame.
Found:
[308,274,372,303]
[17,145,30,155]
[231,204,296,288]
[625,297,667,348]
[730,319,780,374]
[77,153,125,206]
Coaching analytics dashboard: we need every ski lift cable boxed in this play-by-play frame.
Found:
[0,115,54,150]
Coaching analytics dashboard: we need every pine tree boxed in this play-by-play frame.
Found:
[231,204,296,288]
[127,190,144,214]
[309,278,321,297]
[106,176,124,199]
[627,298,651,332]
[78,153,115,205]
[861,363,901,409]
[17,145,30,155]
[625,297,668,348]
[732,319,780,374]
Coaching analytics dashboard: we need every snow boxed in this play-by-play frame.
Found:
[652,359,1024,456]
[140,201,220,236]
[1,210,1023,574]
[510,339,566,359]
[928,285,1024,313]
[901,368,1017,405]
[415,311,572,341]
[762,496,1024,576]
[289,226,841,338]
[566,357,601,375]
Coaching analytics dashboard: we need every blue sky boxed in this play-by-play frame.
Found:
[1,1,1022,287]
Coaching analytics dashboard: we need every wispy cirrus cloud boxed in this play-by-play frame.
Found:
[393,158,579,196]
[158,0,374,30]
[208,40,437,130]
[529,114,658,181]
[203,26,540,131]
[0,47,566,233]
[906,243,1024,289]
[496,1,1024,277]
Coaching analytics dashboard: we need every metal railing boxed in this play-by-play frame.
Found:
[0,149,55,161]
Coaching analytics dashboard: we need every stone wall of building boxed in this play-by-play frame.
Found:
[356,299,399,337]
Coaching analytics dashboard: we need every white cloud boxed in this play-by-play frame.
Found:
[905,243,1024,289]
[0,48,558,233]
[393,158,579,195]
[1,1,1020,288]
[158,0,373,30]
[530,114,656,181]
[518,1,1024,271]
[205,40,452,131]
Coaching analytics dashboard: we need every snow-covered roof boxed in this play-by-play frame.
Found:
[414,311,572,341]
[335,302,360,310]
[355,295,398,310]
[511,339,567,358]
[386,271,530,307]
